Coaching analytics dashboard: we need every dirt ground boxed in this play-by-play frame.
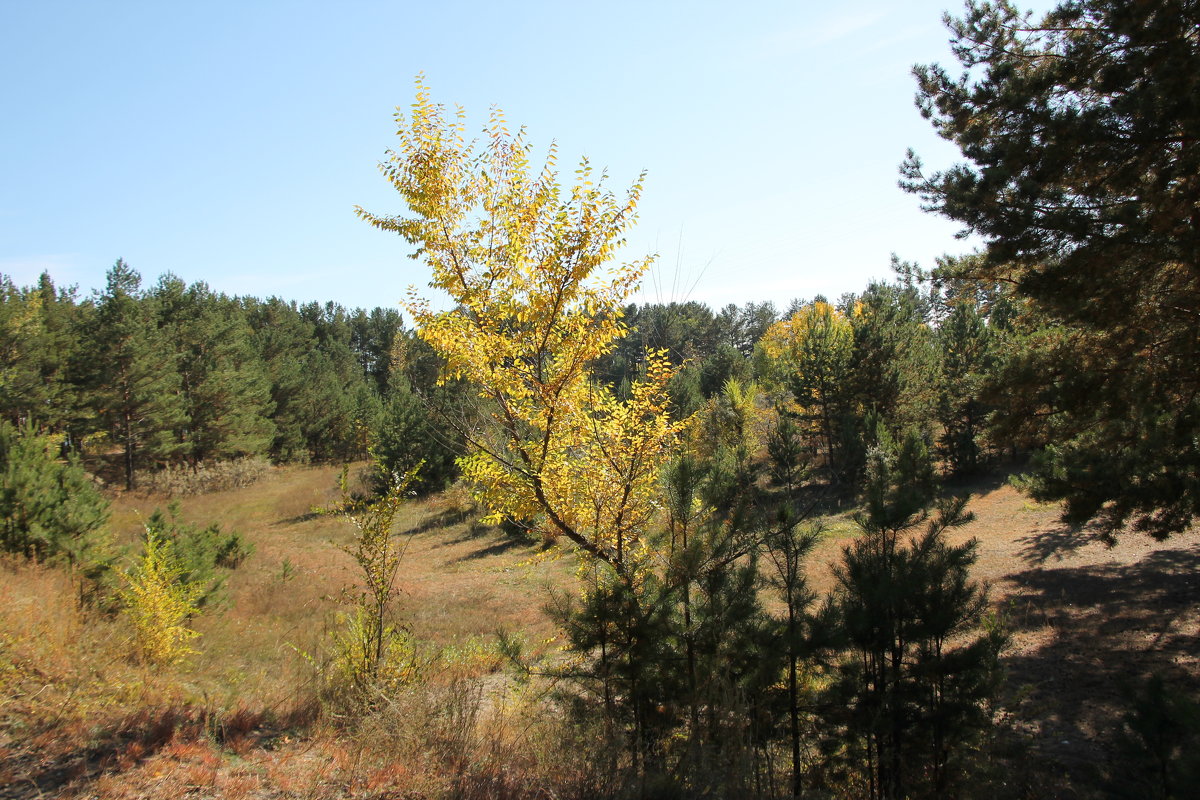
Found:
[966,484,1198,789]
[807,476,1200,792]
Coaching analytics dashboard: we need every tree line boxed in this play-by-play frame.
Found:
[0,261,456,490]
[0,252,1030,502]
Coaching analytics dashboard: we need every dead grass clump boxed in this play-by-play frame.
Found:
[436,480,480,520]
[4,694,320,798]
[285,615,609,798]
[335,677,607,800]
[141,456,273,497]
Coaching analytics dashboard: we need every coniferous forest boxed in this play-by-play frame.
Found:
[2,1,1199,798]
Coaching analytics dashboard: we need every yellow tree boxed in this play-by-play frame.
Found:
[356,82,685,581]
[759,301,856,480]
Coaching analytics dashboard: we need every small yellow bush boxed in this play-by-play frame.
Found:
[120,528,203,666]
[328,606,423,699]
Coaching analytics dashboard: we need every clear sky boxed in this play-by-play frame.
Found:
[1,0,1054,314]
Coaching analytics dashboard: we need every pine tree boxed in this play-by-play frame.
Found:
[0,273,81,433]
[246,297,317,461]
[846,280,939,443]
[350,306,404,394]
[0,420,110,572]
[373,377,457,495]
[935,297,996,475]
[829,438,1004,799]
[903,0,1200,538]
[762,520,825,799]
[300,301,382,462]
[152,276,274,464]
[144,502,253,608]
[758,299,864,491]
[84,260,187,489]
[766,406,809,496]
[0,276,43,425]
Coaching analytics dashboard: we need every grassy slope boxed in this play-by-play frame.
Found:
[2,464,1197,797]
[108,464,577,703]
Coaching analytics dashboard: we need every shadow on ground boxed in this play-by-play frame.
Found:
[1016,520,1116,565]
[0,705,310,800]
[400,506,476,537]
[997,545,1200,788]
[450,537,528,563]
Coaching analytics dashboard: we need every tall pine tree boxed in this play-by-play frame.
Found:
[152,275,274,464]
[903,0,1200,537]
[85,260,187,489]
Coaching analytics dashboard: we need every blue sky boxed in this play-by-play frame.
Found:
[1,1,1054,314]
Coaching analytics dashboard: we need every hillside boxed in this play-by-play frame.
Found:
[1,464,1197,798]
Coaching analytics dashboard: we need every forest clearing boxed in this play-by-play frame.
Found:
[2,463,1196,798]
[4,0,1200,796]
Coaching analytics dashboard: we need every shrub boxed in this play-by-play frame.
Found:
[145,502,254,607]
[119,527,203,666]
[141,456,271,496]
[0,420,110,575]
[316,468,419,713]
[324,606,424,711]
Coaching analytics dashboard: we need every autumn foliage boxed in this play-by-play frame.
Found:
[357,82,686,576]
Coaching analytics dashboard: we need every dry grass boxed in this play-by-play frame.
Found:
[2,463,582,798]
[0,558,144,731]
[3,463,1198,797]
[141,457,274,497]
[101,463,577,712]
